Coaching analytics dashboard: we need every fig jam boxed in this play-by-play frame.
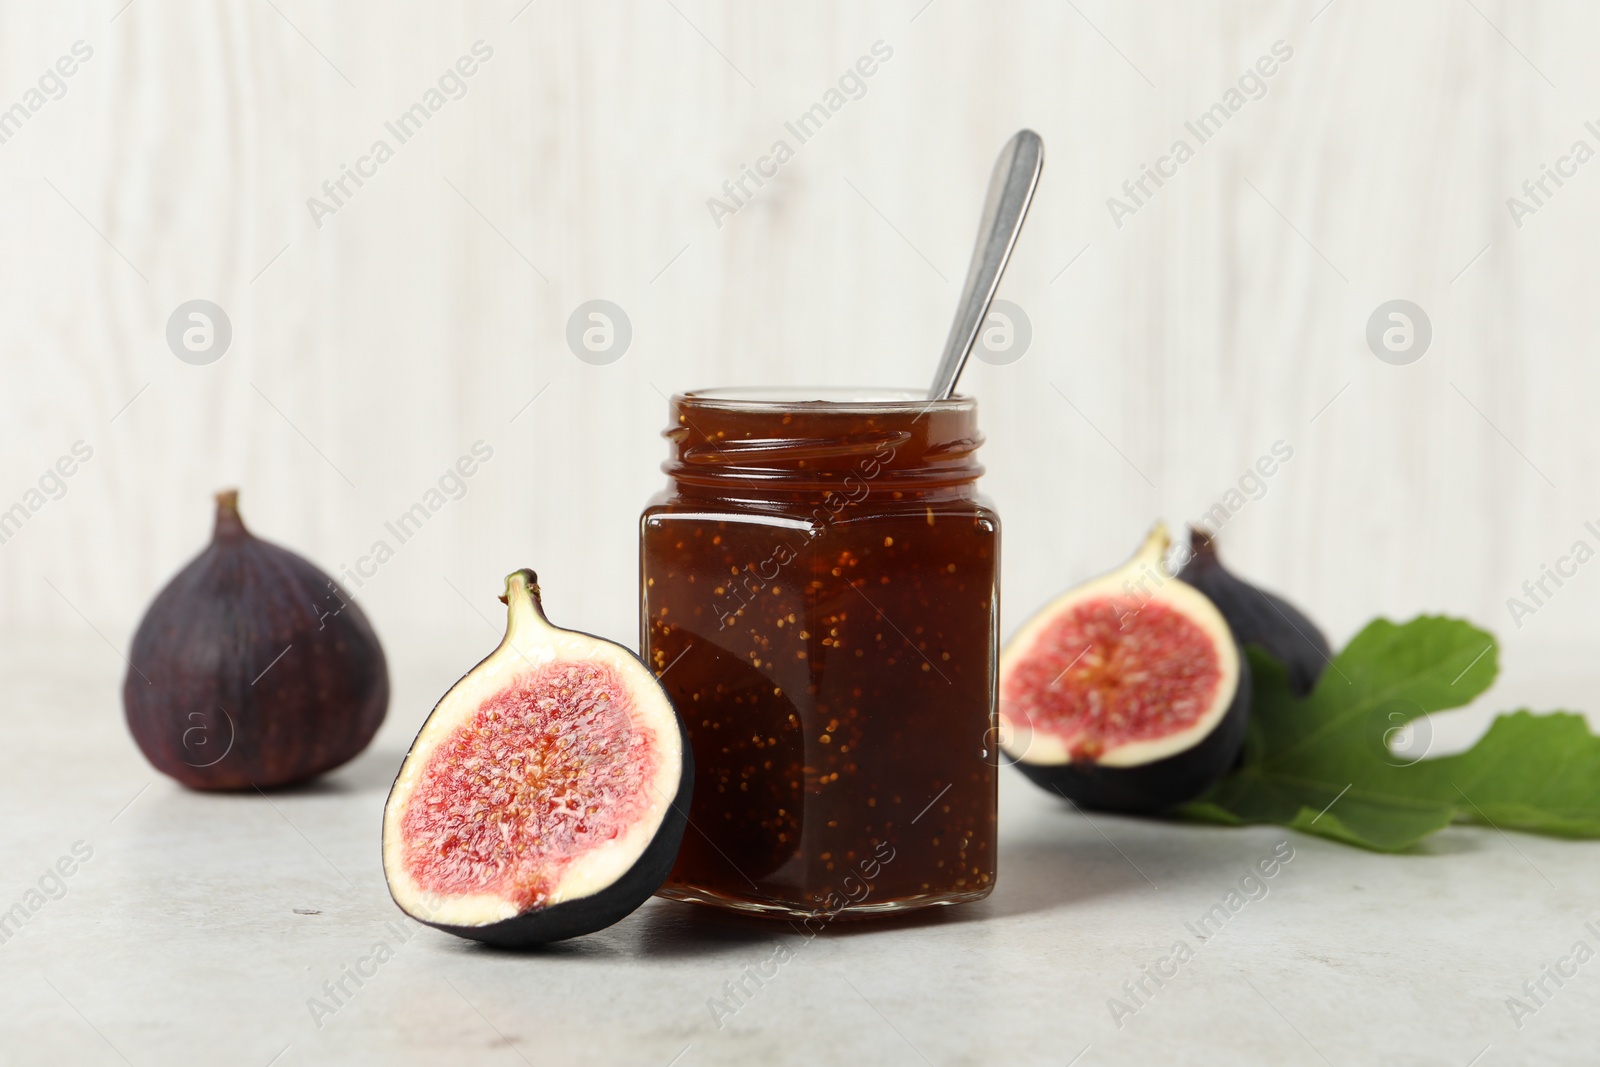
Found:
[640,388,998,918]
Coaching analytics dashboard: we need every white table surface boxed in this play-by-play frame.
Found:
[3,635,1595,1066]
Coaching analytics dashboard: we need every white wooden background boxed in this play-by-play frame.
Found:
[1,0,1593,681]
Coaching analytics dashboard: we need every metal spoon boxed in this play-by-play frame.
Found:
[926,129,1044,401]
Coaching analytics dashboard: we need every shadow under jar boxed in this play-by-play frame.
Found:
[640,388,999,919]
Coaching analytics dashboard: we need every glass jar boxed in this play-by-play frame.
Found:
[640,387,999,919]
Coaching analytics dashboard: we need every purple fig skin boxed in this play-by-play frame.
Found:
[1176,528,1330,698]
[123,490,388,790]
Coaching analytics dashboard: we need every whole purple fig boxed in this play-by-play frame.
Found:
[123,490,388,789]
[1176,527,1330,698]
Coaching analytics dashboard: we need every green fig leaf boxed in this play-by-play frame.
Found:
[1181,616,1600,851]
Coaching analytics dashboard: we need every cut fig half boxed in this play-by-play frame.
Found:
[382,570,691,947]
[999,525,1250,813]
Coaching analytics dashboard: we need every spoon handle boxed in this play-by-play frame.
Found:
[927,129,1044,401]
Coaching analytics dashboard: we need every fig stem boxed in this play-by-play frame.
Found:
[213,489,247,540]
[498,569,551,652]
[499,568,541,606]
[1131,523,1172,576]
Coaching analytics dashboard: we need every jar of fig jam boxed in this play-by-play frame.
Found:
[640,387,998,919]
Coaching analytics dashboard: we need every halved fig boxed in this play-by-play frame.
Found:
[1175,527,1330,698]
[382,570,691,947]
[999,525,1250,813]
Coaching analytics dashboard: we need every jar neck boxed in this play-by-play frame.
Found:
[661,390,984,505]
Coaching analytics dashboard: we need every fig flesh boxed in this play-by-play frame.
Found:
[123,490,388,789]
[999,524,1250,813]
[1175,527,1330,698]
[382,570,690,947]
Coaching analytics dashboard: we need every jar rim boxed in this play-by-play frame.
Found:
[679,386,974,413]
